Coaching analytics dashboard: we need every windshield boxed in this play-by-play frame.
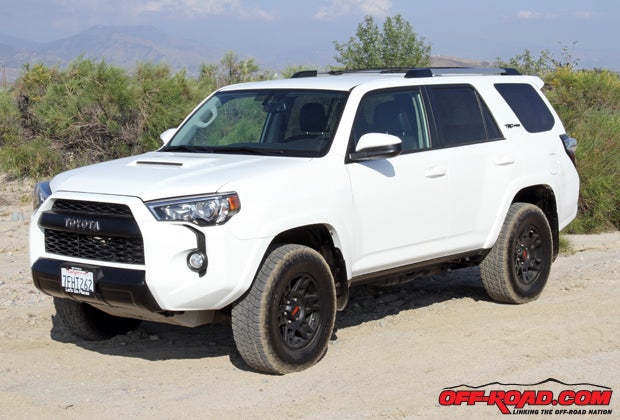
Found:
[162,89,348,157]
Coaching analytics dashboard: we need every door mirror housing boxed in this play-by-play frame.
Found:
[349,133,403,162]
[160,128,177,145]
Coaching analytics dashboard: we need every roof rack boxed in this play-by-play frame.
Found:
[290,67,521,79]
[290,68,412,78]
[291,70,319,78]
[404,67,520,78]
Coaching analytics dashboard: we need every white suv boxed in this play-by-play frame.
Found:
[30,68,579,374]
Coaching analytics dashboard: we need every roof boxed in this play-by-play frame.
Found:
[218,67,525,92]
[219,72,404,92]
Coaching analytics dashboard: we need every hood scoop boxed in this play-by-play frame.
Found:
[135,160,184,167]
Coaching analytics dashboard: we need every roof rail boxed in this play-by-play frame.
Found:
[290,67,521,79]
[290,68,413,78]
[404,67,520,78]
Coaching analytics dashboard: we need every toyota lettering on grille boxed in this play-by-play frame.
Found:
[64,217,101,232]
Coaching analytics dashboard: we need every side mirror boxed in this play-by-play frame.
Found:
[160,128,177,145]
[348,133,403,161]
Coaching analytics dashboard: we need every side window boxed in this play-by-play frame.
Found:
[352,89,430,153]
[495,83,555,133]
[429,85,502,147]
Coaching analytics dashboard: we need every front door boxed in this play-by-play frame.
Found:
[346,88,453,276]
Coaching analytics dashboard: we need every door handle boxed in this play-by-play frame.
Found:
[494,155,515,166]
[424,165,447,178]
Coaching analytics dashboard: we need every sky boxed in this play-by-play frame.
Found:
[2,0,619,70]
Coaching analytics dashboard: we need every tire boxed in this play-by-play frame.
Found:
[54,297,142,341]
[480,203,553,304]
[231,244,337,374]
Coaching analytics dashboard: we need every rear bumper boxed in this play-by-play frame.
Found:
[32,258,162,312]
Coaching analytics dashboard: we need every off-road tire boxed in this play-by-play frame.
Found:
[480,203,553,304]
[54,297,142,340]
[231,244,337,374]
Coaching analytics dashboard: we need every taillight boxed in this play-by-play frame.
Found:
[560,134,577,167]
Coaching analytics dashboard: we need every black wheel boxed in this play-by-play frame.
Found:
[231,244,336,374]
[480,203,553,304]
[54,297,142,340]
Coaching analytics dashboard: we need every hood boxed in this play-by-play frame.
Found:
[51,152,311,201]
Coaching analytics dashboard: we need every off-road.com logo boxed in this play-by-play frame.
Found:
[439,378,613,415]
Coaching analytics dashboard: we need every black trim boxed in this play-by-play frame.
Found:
[349,249,488,286]
[136,161,183,166]
[40,212,142,237]
[348,143,402,162]
[291,70,318,78]
[185,225,208,277]
[289,68,521,80]
[32,258,161,312]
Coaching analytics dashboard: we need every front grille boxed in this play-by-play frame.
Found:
[45,229,145,264]
[42,199,145,264]
[53,199,133,217]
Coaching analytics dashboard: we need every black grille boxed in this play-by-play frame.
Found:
[43,199,144,264]
[53,200,133,217]
[45,230,145,264]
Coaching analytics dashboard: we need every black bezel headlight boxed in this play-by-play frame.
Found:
[146,193,241,226]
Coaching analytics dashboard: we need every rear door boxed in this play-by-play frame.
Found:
[423,84,516,248]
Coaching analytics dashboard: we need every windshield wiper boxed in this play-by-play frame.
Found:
[162,144,284,156]
[161,145,214,153]
[208,146,284,156]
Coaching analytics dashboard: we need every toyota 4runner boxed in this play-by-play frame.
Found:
[30,67,579,374]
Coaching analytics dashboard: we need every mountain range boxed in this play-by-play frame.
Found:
[0,25,488,85]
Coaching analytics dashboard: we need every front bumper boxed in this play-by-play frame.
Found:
[32,258,161,312]
[30,191,270,313]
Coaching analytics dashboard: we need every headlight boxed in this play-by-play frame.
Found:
[146,193,241,226]
[33,181,52,210]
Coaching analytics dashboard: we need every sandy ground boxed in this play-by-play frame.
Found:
[0,176,618,419]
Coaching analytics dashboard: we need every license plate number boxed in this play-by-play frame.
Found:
[61,266,95,296]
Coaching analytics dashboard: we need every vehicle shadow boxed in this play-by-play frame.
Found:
[50,315,238,361]
[336,266,490,331]
[49,267,490,366]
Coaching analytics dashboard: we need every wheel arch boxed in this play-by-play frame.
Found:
[512,184,560,259]
[271,224,349,310]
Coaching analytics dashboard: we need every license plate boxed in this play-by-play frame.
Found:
[61,266,95,296]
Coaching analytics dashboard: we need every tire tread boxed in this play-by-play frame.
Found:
[480,203,553,304]
[231,244,336,374]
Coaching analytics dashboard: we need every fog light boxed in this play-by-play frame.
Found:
[187,250,208,273]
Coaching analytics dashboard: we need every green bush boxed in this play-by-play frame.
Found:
[0,58,210,177]
[35,58,141,163]
[133,62,202,151]
[544,68,620,233]
[0,89,20,146]
[0,136,63,178]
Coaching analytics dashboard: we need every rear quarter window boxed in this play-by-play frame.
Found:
[495,83,555,133]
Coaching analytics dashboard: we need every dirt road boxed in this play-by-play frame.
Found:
[0,178,618,419]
